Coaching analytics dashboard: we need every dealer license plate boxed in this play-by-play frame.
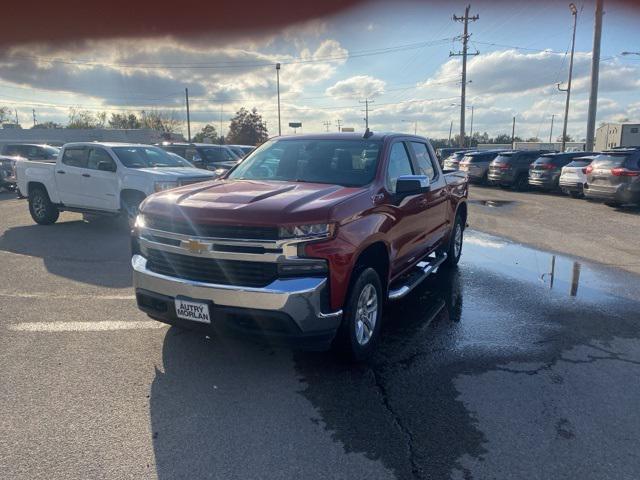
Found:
[174,298,211,324]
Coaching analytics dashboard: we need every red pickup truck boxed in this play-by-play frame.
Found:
[132,132,468,360]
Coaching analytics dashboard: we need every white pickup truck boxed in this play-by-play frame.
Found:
[17,142,216,225]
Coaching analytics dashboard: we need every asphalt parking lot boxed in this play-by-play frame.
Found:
[1,188,640,480]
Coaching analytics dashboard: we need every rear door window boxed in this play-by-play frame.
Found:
[409,142,436,180]
[62,147,89,168]
[386,142,414,193]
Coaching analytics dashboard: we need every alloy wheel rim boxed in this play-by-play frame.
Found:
[33,194,46,218]
[454,223,463,258]
[355,283,378,346]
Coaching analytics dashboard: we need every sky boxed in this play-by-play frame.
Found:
[0,0,639,141]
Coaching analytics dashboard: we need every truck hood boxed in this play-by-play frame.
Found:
[141,179,365,226]
[134,167,216,179]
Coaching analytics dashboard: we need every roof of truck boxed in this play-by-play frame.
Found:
[271,132,427,142]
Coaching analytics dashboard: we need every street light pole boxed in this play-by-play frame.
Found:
[558,3,578,152]
[276,63,281,136]
[448,120,453,146]
[585,0,604,151]
[549,114,555,143]
[469,105,474,142]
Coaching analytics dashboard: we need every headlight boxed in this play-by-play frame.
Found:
[134,214,146,229]
[279,223,334,239]
[154,181,178,192]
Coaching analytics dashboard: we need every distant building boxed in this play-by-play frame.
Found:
[0,128,184,146]
[595,123,640,151]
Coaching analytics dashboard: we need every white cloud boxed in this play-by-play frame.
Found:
[326,75,386,100]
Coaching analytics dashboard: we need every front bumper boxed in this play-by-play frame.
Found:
[132,254,342,345]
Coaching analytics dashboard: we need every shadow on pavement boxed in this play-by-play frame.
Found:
[0,216,132,287]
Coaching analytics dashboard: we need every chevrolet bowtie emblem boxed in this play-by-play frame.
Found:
[183,239,209,254]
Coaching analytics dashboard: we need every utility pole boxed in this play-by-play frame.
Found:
[585,0,603,151]
[448,120,453,146]
[322,120,331,132]
[558,3,578,152]
[32,109,37,127]
[336,119,342,132]
[360,99,374,129]
[511,116,516,147]
[469,105,474,141]
[185,88,191,142]
[276,63,281,136]
[219,104,223,145]
[14,109,19,125]
[451,5,479,148]
[549,114,555,143]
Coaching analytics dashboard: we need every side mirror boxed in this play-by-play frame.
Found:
[97,160,116,172]
[396,175,430,196]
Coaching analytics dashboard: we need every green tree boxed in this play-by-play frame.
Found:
[108,113,142,129]
[192,124,218,143]
[226,108,268,146]
[525,136,541,142]
[0,106,12,123]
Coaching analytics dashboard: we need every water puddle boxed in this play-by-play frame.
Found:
[468,200,515,208]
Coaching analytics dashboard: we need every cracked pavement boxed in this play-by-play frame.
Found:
[1,189,640,479]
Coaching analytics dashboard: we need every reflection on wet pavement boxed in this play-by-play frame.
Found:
[468,199,516,207]
[295,230,640,479]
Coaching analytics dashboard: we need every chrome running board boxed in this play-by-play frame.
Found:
[387,253,448,301]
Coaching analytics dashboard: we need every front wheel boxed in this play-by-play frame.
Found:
[334,268,383,362]
[513,175,529,191]
[28,187,59,225]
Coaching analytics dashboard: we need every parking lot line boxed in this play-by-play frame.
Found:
[8,320,167,332]
[0,290,135,300]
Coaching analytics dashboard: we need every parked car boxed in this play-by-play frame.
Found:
[559,155,598,198]
[437,147,469,162]
[528,152,595,190]
[228,144,256,157]
[0,143,60,161]
[131,132,469,360]
[443,150,473,171]
[16,142,217,225]
[488,150,555,190]
[584,148,640,206]
[0,155,19,191]
[156,142,240,173]
[458,150,505,183]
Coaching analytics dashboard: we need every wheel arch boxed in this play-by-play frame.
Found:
[351,241,391,294]
[119,189,147,210]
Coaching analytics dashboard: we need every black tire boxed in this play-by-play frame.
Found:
[513,174,529,191]
[605,201,622,208]
[441,214,464,267]
[333,267,383,362]
[120,193,146,227]
[499,183,511,190]
[28,187,59,225]
[568,191,582,199]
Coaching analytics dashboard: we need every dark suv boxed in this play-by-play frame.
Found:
[528,152,595,190]
[488,150,552,190]
[0,143,60,161]
[584,149,640,206]
[157,143,240,172]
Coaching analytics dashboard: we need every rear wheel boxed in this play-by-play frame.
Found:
[28,187,59,225]
[568,191,582,199]
[334,268,383,362]
[513,174,529,191]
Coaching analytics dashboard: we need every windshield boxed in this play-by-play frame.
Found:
[591,154,630,168]
[228,138,382,186]
[112,146,192,168]
[199,147,238,163]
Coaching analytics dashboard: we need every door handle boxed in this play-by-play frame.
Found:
[56,170,65,174]
[82,173,91,178]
